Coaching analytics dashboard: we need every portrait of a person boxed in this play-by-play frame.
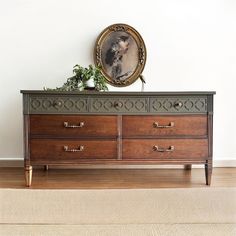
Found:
[96,24,146,86]
[104,35,134,81]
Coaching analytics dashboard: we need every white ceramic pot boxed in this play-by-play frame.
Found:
[85,77,95,88]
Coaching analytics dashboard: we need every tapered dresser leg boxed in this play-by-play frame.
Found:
[44,165,49,171]
[25,165,32,187]
[184,164,192,170]
[205,162,212,185]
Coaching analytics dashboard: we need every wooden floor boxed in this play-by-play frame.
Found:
[0,167,235,189]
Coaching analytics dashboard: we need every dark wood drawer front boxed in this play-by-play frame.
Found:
[123,115,207,137]
[123,139,208,160]
[30,115,118,137]
[30,139,117,161]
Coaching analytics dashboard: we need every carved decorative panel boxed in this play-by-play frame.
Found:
[29,96,88,114]
[150,97,207,113]
[90,97,148,113]
[23,92,211,114]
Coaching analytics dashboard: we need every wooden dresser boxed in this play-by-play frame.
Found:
[21,91,215,186]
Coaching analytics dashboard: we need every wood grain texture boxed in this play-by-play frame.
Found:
[30,115,118,137]
[30,139,117,161]
[123,115,207,137]
[123,139,208,160]
[0,167,234,189]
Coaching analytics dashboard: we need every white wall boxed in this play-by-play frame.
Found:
[0,0,235,162]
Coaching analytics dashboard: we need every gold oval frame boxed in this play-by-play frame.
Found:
[94,23,147,87]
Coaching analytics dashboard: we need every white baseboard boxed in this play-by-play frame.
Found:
[213,160,236,167]
[0,158,236,168]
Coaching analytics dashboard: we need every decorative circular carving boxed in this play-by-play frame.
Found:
[104,100,114,110]
[42,99,52,110]
[152,100,162,111]
[135,100,145,110]
[124,100,134,111]
[93,100,103,110]
[64,99,74,110]
[94,23,147,87]
[31,99,41,109]
[75,100,86,111]
[195,100,205,111]
[184,100,194,111]
[163,100,172,111]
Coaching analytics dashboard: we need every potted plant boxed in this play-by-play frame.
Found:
[73,64,108,91]
[44,64,108,91]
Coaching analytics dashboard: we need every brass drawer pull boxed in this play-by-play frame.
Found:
[153,122,174,128]
[114,101,123,108]
[174,102,183,108]
[153,145,174,152]
[64,145,84,152]
[53,101,62,107]
[64,122,84,128]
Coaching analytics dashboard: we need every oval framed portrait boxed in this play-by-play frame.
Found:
[94,23,147,87]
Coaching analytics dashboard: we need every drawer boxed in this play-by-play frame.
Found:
[29,95,88,114]
[30,115,118,137]
[90,97,148,113]
[150,96,207,113]
[122,139,208,160]
[30,139,117,161]
[123,115,207,137]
